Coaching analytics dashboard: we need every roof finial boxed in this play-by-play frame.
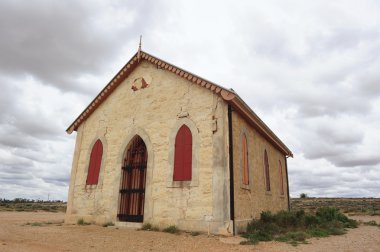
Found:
[137,35,142,62]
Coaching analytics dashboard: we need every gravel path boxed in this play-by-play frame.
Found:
[0,212,379,252]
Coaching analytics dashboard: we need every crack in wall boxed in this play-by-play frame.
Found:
[179,82,191,111]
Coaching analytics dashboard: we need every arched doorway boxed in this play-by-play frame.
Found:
[117,135,147,222]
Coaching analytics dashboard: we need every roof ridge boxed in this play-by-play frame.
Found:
[66,49,293,157]
[140,50,238,95]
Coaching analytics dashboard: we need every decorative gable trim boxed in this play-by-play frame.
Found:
[66,50,235,134]
[66,50,293,157]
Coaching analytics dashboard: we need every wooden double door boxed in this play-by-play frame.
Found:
[117,135,147,222]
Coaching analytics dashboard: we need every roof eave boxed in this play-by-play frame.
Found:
[65,50,293,158]
[229,95,293,157]
[65,52,140,134]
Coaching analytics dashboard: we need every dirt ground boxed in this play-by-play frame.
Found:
[0,212,379,252]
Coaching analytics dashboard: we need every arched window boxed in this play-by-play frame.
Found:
[242,133,249,185]
[264,150,271,191]
[173,125,192,181]
[279,160,284,195]
[86,139,103,185]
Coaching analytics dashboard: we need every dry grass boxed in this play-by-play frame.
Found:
[0,200,66,212]
[241,207,358,246]
[290,198,380,216]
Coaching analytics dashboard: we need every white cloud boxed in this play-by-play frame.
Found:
[0,0,379,200]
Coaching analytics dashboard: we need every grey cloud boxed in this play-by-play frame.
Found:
[332,154,380,167]
[297,118,363,156]
[0,150,33,166]
[292,86,372,118]
[1,0,380,200]
[0,0,158,93]
[13,148,58,164]
[0,172,31,181]
[309,27,380,53]
[41,174,70,186]
[355,62,380,97]
[288,163,380,197]
[315,124,364,145]
[0,128,38,149]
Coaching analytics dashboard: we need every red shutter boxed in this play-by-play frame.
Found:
[173,125,192,181]
[279,160,284,195]
[264,150,271,191]
[86,139,103,185]
[242,134,249,185]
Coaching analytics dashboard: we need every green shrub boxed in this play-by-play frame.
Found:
[327,227,346,235]
[316,207,338,221]
[190,231,200,236]
[141,223,159,231]
[305,214,320,227]
[275,210,299,227]
[241,207,357,246]
[300,193,308,198]
[344,219,358,228]
[31,222,43,227]
[141,223,152,230]
[275,232,308,246]
[306,227,329,237]
[102,222,115,227]
[287,231,307,242]
[260,211,274,223]
[240,239,258,245]
[363,220,377,226]
[77,218,90,225]
[247,219,281,234]
[163,225,179,234]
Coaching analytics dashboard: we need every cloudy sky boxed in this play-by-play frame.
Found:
[0,0,379,200]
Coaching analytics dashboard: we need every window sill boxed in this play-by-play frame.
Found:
[167,180,198,188]
[265,191,272,196]
[240,184,250,190]
[85,184,101,190]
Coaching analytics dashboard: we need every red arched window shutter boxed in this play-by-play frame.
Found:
[242,134,249,185]
[264,150,271,191]
[173,125,192,181]
[86,139,103,185]
[279,160,284,195]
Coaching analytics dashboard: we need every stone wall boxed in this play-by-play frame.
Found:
[231,111,289,233]
[65,60,231,234]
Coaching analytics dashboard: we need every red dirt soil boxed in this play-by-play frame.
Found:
[0,212,379,252]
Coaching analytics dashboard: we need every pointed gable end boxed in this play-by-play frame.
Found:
[66,50,293,157]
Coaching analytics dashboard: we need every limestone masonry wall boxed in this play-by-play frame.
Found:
[231,111,289,233]
[65,60,231,234]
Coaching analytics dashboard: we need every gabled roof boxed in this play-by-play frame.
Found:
[66,50,293,157]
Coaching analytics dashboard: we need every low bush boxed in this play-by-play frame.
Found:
[300,193,308,198]
[163,225,179,234]
[102,222,115,227]
[31,222,43,227]
[363,220,380,227]
[77,218,91,226]
[306,227,329,237]
[241,207,357,246]
[24,221,61,227]
[141,223,159,231]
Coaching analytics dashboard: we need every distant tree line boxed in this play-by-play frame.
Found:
[0,198,65,203]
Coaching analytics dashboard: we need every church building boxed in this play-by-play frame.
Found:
[65,47,293,235]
